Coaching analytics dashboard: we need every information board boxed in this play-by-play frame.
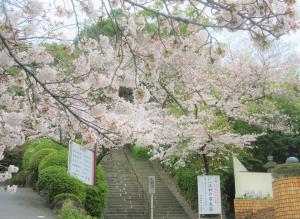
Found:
[68,142,95,185]
[149,176,155,194]
[197,175,221,215]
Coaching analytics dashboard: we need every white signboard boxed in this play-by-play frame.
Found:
[68,142,95,185]
[198,175,221,215]
[149,176,155,194]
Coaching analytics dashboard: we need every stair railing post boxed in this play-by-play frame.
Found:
[148,176,155,219]
[151,193,154,219]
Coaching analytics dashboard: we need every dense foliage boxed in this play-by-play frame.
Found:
[272,163,300,179]
[19,138,109,218]
[38,149,68,172]
[0,146,23,172]
[54,193,83,205]
[85,166,108,217]
[129,144,151,160]
[23,138,65,170]
[29,148,57,171]
[37,166,68,192]
[48,172,86,202]
[59,201,94,219]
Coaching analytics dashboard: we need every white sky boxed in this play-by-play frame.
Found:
[40,0,300,53]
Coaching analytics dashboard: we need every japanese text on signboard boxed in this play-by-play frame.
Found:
[197,175,221,215]
[68,142,95,185]
[149,176,155,194]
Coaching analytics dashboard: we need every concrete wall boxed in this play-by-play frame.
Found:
[233,157,273,198]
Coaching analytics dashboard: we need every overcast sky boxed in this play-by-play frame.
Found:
[41,0,300,56]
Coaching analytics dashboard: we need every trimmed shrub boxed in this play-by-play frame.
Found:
[10,169,28,186]
[85,166,108,217]
[37,165,85,202]
[26,170,38,187]
[54,193,82,205]
[48,174,86,202]
[129,144,151,160]
[29,148,57,171]
[59,200,93,219]
[272,163,300,179]
[38,149,68,173]
[37,166,68,192]
[26,148,58,188]
[23,138,65,169]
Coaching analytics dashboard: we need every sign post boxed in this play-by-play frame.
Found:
[197,175,222,219]
[148,176,155,219]
[68,141,96,186]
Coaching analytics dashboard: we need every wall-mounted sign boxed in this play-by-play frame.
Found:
[198,175,222,215]
[68,142,95,185]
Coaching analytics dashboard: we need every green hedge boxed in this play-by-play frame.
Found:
[37,165,86,202]
[272,163,300,179]
[37,166,68,192]
[23,138,65,169]
[59,201,93,219]
[129,144,151,160]
[54,193,83,205]
[22,137,107,218]
[49,174,86,202]
[38,149,68,172]
[10,169,28,186]
[27,147,57,187]
[26,170,39,188]
[85,165,108,217]
[29,148,57,171]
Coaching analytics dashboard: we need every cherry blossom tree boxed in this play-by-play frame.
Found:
[0,0,299,181]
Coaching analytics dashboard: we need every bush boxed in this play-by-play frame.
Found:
[49,174,86,202]
[37,165,86,202]
[29,148,57,171]
[26,170,39,188]
[85,165,108,217]
[10,169,28,186]
[23,138,65,169]
[38,150,68,173]
[25,148,57,188]
[21,138,108,218]
[59,200,93,219]
[37,166,68,192]
[54,193,82,205]
[129,144,151,160]
[272,163,300,179]
[174,167,198,208]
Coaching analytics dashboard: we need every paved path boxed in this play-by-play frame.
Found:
[0,187,57,219]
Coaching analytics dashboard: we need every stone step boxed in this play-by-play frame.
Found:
[102,149,191,219]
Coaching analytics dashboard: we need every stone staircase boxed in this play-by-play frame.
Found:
[101,149,191,219]
[101,149,148,219]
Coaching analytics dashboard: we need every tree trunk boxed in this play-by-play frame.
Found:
[202,154,210,174]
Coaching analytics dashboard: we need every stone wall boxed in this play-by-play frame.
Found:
[273,177,300,219]
[234,177,300,219]
[234,199,273,219]
[252,207,275,219]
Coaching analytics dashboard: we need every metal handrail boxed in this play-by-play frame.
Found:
[123,147,150,217]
